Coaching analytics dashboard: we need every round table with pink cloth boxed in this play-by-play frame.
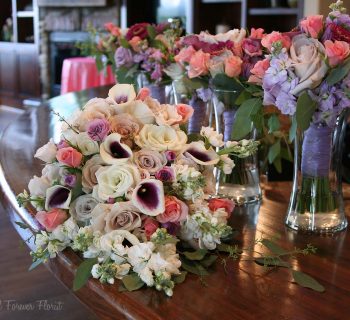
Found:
[60,57,116,95]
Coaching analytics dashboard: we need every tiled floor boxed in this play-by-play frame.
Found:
[0,106,96,320]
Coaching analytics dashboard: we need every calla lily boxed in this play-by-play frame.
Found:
[108,84,136,107]
[100,133,132,165]
[132,179,165,216]
[183,141,220,166]
[45,185,72,210]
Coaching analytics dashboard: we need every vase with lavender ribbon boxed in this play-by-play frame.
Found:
[285,117,348,233]
[137,72,173,104]
[213,89,261,205]
[172,79,212,134]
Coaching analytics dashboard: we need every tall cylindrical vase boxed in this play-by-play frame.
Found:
[285,116,348,233]
[172,79,212,134]
[213,89,261,205]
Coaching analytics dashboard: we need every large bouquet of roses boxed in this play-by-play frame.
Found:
[82,21,183,87]
[17,84,260,296]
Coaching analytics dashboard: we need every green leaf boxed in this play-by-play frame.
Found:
[180,257,209,276]
[217,243,232,253]
[295,92,316,132]
[150,39,166,51]
[173,271,188,284]
[71,173,83,202]
[292,270,325,292]
[200,255,218,268]
[280,147,293,162]
[273,156,282,173]
[29,258,45,271]
[183,249,208,261]
[115,66,137,85]
[267,114,280,133]
[122,273,145,291]
[235,89,251,106]
[15,221,29,229]
[213,74,243,91]
[326,58,350,86]
[119,37,130,48]
[268,139,281,164]
[289,115,297,142]
[183,76,208,90]
[147,25,157,39]
[118,283,128,292]
[254,257,291,268]
[231,98,262,140]
[95,56,103,72]
[261,239,288,255]
[73,258,98,291]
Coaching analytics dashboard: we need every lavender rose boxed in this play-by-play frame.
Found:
[114,47,134,68]
[87,118,110,141]
[134,149,167,174]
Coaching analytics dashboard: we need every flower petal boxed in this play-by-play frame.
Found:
[100,133,132,165]
[45,185,72,210]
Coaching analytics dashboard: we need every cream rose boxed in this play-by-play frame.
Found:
[81,98,114,124]
[76,132,99,156]
[154,104,182,126]
[135,124,187,152]
[109,113,140,139]
[82,155,105,193]
[94,164,140,201]
[34,139,57,163]
[70,194,100,223]
[290,34,328,96]
[134,149,167,174]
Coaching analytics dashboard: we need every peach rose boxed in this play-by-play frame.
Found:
[188,50,210,78]
[250,28,265,39]
[224,56,243,78]
[136,87,150,101]
[156,196,188,224]
[325,40,350,67]
[300,15,323,39]
[105,22,121,37]
[248,58,270,84]
[175,46,196,64]
[176,104,194,124]
[208,198,235,218]
[35,208,68,232]
[129,36,142,52]
[144,217,159,240]
[261,31,291,51]
[56,147,82,168]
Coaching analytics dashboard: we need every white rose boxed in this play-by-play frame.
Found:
[135,124,187,152]
[28,176,50,197]
[34,139,57,163]
[42,163,61,183]
[82,98,114,120]
[94,164,140,201]
[290,34,328,96]
[69,194,100,223]
[91,203,113,232]
[200,126,224,147]
[61,129,78,146]
[76,132,99,156]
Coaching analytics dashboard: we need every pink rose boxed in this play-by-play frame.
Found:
[157,196,188,224]
[224,56,242,78]
[56,147,83,168]
[175,46,196,64]
[261,31,291,51]
[35,208,68,232]
[176,104,194,124]
[242,38,262,57]
[136,87,150,101]
[250,28,265,39]
[208,198,235,218]
[325,40,350,67]
[248,58,270,84]
[188,50,210,78]
[129,36,142,52]
[144,217,159,240]
[300,15,324,39]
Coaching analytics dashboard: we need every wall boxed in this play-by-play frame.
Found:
[304,0,350,16]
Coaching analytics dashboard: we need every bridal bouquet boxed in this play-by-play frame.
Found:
[17,84,260,296]
[82,21,182,86]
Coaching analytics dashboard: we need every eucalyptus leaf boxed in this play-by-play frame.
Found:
[295,92,316,132]
[122,273,145,291]
[173,271,188,284]
[292,270,325,292]
[268,139,281,164]
[261,239,288,255]
[267,114,280,133]
[180,257,209,276]
[254,257,290,268]
[183,249,208,261]
[326,58,350,86]
[200,255,218,268]
[73,258,98,291]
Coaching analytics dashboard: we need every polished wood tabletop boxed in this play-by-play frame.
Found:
[1,86,350,320]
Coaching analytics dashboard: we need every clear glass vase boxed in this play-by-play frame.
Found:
[285,115,348,233]
[213,89,262,205]
[137,72,173,104]
[172,79,212,134]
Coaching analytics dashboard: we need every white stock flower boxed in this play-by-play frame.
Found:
[220,154,235,174]
[127,242,154,267]
[200,127,224,147]
[135,124,187,152]
[76,132,99,156]
[34,139,57,163]
[28,176,50,197]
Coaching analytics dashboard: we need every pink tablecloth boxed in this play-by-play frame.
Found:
[60,57,116,95]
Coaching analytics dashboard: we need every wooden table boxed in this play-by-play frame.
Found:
[1,86,350,320]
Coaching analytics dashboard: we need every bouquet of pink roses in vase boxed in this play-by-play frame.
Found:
[259,1,350,232]
[17,83,260,295]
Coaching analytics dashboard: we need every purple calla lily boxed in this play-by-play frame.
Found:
[100,133,132,165]
[45,185,72,210]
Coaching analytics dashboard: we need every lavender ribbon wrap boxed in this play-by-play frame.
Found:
[223,110,236,142]
[148,84,167,104]
[301,124,333,177]
[187,97,207,134]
